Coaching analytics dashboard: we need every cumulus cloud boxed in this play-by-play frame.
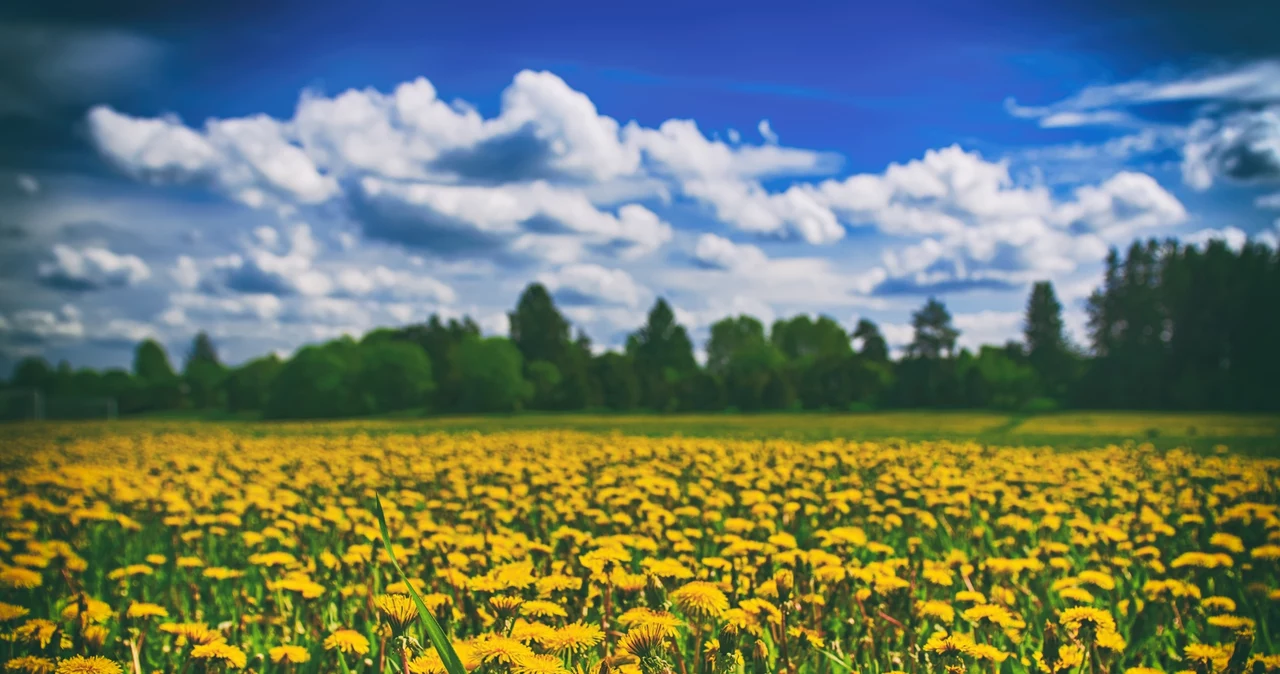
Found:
[37,244,151,291]
[355,178,672,259]
[538,263,645,307]
[800,148,1186,293]
[1182,106,1280,189]
[1183,226,1249,252]
[87,106,340,207]
[953,310,1024,351]
[693,233,768,270]
[0,304,85,344]
[205,223,332,297]
[333,266,456,303]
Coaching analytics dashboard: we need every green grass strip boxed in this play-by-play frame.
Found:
[374,493,467,674]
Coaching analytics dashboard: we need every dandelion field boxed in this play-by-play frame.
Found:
[2,419,1279,674]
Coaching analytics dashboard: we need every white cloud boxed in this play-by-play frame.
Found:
[1006,60,1280,123]
[171,255,200,290]
[1056,171,1188,238]
[539,263,645,307]
[1257,192,1280,209]
[357,178,672,258]
[693,233,768,270]
[333,265,456,303]
[758,119,779,145]
[208,223,332,297]
[1183,226,1249,252]
[37,244,151,290]
[0,305,85,342]
[1181,105,1280,190]
[953,310,1023,351]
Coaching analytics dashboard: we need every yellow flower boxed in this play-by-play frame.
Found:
[126,602,169,619]
[545,622,605,653]
[1059,607,1116,635]
[0,566,43,589]
[6,657,56,674]
[190,641,248,669]
[323,629,370,655]
[620,625,670,659]
[15,619,58,648]
[53,658,122,674]
[269,646,311,664]
[670,581,729,618]
[513,654,569,674]
[0,601,31,622]
[616,608,685,637]
[1206,615,1255,631]
[376,594,420,630]
[919,600,955,623]
[519,600,569,619]
[473,635,535,665]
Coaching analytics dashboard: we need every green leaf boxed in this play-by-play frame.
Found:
[374,492,467,674]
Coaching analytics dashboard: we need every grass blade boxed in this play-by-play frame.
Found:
[374,492,467,674]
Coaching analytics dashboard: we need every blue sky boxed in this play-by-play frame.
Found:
[2,0,1279,371]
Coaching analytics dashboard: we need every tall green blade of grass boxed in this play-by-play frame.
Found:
[374,493,467,674]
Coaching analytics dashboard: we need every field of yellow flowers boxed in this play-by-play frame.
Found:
[2,424,1279,674]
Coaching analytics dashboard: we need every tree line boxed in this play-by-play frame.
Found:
[3,236,1278,419]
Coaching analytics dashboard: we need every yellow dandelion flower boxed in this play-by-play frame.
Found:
[616,608,685,637]
[545,622,605,653]
[620,625,670,660]
[513,654,569,674]
[6,657,56,674]
[269,646,311,664]
[15,619,58,648]
[472,635,535,665]
[919,599,955,623]
[53,657,122,674]
[0,566,43,589]
[518,600,568,619]
[376,594,419,631]
[323,629,370,655]
[0,601,31,622]
[670,581,729,618]
[126,602,169,619]
[190,641,247,669]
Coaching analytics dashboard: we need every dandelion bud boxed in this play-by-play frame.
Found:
[1226,629,1254,674]
[773,569,794,602]
[644,574,667,610]
[718,623,740,656]
[1041,622,1061,673]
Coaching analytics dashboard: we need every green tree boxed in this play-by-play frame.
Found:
[707,316,788,411]
[357,338,435,413]
[134,339,176,382]
[11,356,53,391]
[771,315,853,362]
[907,298,959,359]
[454,336,532,413]
[264,339,369,419]
[852,319,890,363]
[626,298,697,411]
[224,355,282,413]
[393,316,481,412]
[133,339,181,411]
[591,352,640,411]
[183,332,227,409]
[1023,281,1070,401]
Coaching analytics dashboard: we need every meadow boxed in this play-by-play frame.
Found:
[1,412,1279,674]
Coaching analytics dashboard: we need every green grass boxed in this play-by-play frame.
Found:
[4,410,1279,455]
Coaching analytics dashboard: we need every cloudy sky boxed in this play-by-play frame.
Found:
[2,0,1278,371]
